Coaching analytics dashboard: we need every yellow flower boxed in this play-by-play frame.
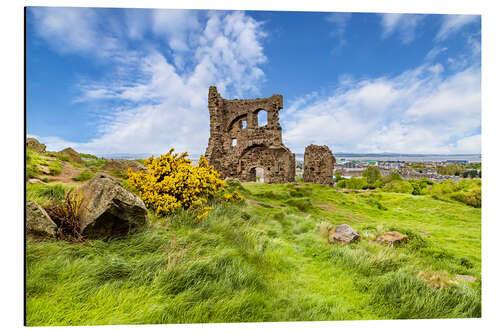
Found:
[127,149,226,215]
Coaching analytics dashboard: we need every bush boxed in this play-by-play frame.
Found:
[72,170,94,182]
[44,189,84,241]
[127,149,226,215]
[450,188,481,208]
[382,180,413,194]
[428,179,481,208]
[409,178,434,195]
[337,177,369,190]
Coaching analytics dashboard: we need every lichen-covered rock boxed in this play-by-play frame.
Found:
[303,144,336,185]
[78,173,147,239]
[205,86,295,184]
[328,224,360,244]
[26,137,46,153]
[376,231,408,245]
[26,200,57,239]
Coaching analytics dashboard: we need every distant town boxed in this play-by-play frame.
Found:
[296,157,481,182]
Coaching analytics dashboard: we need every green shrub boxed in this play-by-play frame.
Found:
[72,170,94,182]
[450,188,481,208]
[409,178,434,195]
[382,180,413,194]
[337,177,369,190]
[428,179,481,208]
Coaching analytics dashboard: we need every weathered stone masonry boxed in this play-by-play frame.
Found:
[205,86,295,183]
[303,144,336,185]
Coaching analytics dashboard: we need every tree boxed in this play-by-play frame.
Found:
[362,166,382,186]
[334,171,343,182]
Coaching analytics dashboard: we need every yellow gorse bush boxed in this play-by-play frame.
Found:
[127,149,227,215]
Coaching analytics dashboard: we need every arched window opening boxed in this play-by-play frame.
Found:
[241,120,247,129]
[257,110,268,127]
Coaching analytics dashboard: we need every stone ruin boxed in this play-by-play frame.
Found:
[303,144,336,185]
[205,86,295,183]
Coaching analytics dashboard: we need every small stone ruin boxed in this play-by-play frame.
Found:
[303,144,336,184]
[205,86,295,183]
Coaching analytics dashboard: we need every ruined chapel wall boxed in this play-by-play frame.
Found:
[303,144,336,185]
[205,86,295,183]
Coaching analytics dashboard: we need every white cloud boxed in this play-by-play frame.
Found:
[436,15,479,41]
[152,9,201,53]
[453,135,481,154]
[31,10,268,155]
[325,13,352,52]
[425,46,448,62]
[326,12,352,37]
[379,13,426,44]
[282,63,481,154]
[29,7,129,60]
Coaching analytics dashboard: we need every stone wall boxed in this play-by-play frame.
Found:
[303,144,336,184]
[205,86,295,183]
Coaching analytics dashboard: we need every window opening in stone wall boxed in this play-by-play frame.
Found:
[232,138,237,147]
[257,110,268,127]
[242,120,247,129]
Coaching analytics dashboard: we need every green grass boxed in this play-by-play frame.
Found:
[48,160,63,176]
[85,158,107,172]
[26,182,481,326]
[72,170,94,182]
[26,148,63,178]
[26,183,72,206]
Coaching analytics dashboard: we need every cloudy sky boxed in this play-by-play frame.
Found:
[26,7,481,155]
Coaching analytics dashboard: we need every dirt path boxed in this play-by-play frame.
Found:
[44,162,84,187]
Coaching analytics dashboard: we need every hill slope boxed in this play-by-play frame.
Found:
[26,182,481,325]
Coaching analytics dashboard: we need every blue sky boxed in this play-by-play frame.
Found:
[26,7,481,155]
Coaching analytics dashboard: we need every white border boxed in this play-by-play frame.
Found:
[2,0,498,332]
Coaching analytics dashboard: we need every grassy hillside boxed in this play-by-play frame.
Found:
[26,181,481,326]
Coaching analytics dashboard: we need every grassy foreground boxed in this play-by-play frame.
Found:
[26,182,481,325]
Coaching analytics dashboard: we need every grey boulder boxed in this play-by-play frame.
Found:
[26,200,57,239]
[78,173,147,239]
[328,224,360,244]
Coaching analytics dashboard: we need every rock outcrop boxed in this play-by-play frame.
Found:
[26,137,46,153]
[328,224,360,244]
[78,173,147,239]
[58,147,84,164]
[26,200,57,239]
[376,231,408,245]
[205,86,295,184]
[303,144,336,185]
